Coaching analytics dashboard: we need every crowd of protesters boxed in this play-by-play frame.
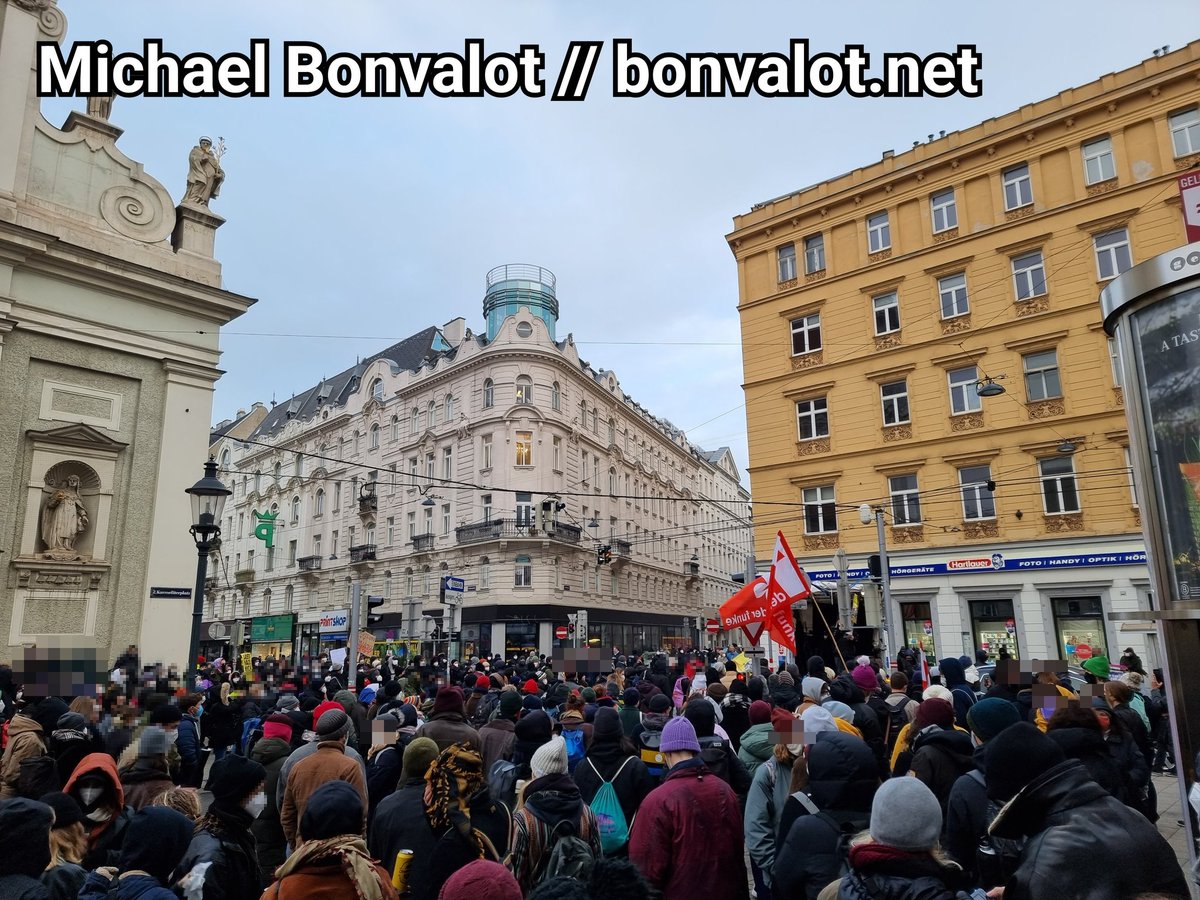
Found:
[0,641,1193,900]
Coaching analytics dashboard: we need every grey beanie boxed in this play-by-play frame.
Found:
[870,777,942,851]
[316,708,351,742]
[276,694,300,711]
[138,725,171,757]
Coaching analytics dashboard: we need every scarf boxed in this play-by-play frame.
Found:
[423,743,491,860]
[274,835,382,900]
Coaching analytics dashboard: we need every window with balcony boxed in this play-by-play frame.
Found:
[889,474,922,524]
[777,243,797,282]
[959,465,995,520]
[938,273,969,318]
[873,292,900,334]
[516,492,532,527]
[516,431,533,466]
[804,234,825,273]
[482,494,492,521]
[1169,107,1199,158]
[1082,136,1115,184]
[1011,251,1047,300]
[516,375,532,404]
[483,378,494,408]
[796,397,829,440]
[790,313,822,356]
[1023,350,1062,401]
[881,380,910,426]
[1040,457,1080,514]
[313,534,321,557]
[948,366,982,415]
[1094,229,1132,280]
[867,211,891,253]
[802,485,837,534]
[1002,163,1033,210]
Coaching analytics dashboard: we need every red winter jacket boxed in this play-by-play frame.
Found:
[628,757,749,900]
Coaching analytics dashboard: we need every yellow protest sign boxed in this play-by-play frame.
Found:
[240,652,253,680]
[733,652,749,673]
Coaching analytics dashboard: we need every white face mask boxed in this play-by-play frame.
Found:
[245,791,267,819]
[79,786,103,806]
[166,729,179,744]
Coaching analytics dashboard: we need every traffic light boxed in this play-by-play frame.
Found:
[366,594,385,625]
[597,544,613,564]
[868,554,882,580]
[538,499,554,532]
[568,612,578,638]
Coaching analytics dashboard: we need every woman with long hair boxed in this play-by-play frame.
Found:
[39,792,88,900]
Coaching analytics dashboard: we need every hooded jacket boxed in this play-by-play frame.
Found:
[249,735,292,883]
[509,773,601,892]
[908,726,975,815]
[64,752,132,870]
[572,737,656,849]
[77,806,194,900]
[176,800,261,900]
[943,742,991,875]
[418,709,482,753]
[0,713,47,799]
[990,759,1188,900]
[119,757,175,811]
[736,722,775,778]
[936,658,977,725]
[834,845,969,900]
[1045,726,1129,804]
[0,797,53,900]
[827,676,885,769]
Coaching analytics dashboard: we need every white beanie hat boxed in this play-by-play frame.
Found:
[530,734,568,779]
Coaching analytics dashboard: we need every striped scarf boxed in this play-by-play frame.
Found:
[273,836,383,900]
[422,742,493,860]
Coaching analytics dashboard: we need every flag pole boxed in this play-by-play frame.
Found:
[809,593,849,673]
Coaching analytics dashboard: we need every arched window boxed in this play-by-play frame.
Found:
[445,394,455,421]
[608,418,616,444]
[514,555,532,587]
[295,452,304,477]
[515,375,532,404]
[314,489,325,517]
[483,379,494,408]
[284,585,294,611]
[254,471,262,493]
[369,423,380,450]
[371,378,384,402]
[411,407,420,433]
[273,462,282,485]
[551,382,561,410]
[291,495,300,522]
[220,448,231,471]
[427,400,436,426]
[591,408,598,433]
[609,468,617,496]
[391,415,399,442]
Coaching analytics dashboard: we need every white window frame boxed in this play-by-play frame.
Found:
[481,435,493,470]
[481,494,492,521]
[515,431,533,467]
[514,555,532,587]
[1169,107,1200,158]
[804,234,825,274]
[386,517,394,545]
[777,243,797,282]
[948,365,982,415]
[873,292,900,335]
[790,313,822,356]
[515,375,532,405]
[442,446,453,479]
[1108,338,1123,388]
[930,188,957,233]
[881,380,910,426]
[445,394,455,421]
[1124,448,1138,508]
[314,490,324,517]
[407,511,416,539]
[889,474,922,525]
[796,397,829,441]
[441,503,451,535]
[1082,136,1115,184]
[371,378,384,402]
[551,381,561,410]
[1022,349,1062,402]
[938,273,969,319]
[1011,251,1047,300]
[552,436,561,471]
[959,465,995,520]
[1094,228,1132,281]
[482,378,494,409]
[1039,457,1080,515]
[802,485,838,535]
[1002,163,1033,210]
[867,211,891,253]
[369,423,380,450]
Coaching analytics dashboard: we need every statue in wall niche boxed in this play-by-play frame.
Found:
[41,474,89,559]
[182,136,225,207]
[86,93,115,121]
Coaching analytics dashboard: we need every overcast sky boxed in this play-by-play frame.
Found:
[41,2,1196,482]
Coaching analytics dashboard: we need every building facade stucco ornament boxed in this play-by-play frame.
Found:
[183,136,225,207]
[41,474,89,560]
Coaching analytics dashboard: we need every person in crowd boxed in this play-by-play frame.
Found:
[1119,646,1146,675]
[365,711,407,821]
[773,731,878,900]
[571,706,654,856]
[827,674,885,771]
[273,694,306,748]
[479,690,522,775]
[683,696,751,800]
[119,726,175,811]
[512,708,554,784]
[720,677,752,752]
[1,698,63,798]
[1045,705,1129,804]
[368,737,441,880]
[420,686,482,752]
[936,657,977,725]
[334,689,372,756]
[629,716,748,900]
[888,684,955,774]
[1149,668,1175,774]
[149,785,202,821]
[818,777,970,900]
[275,700,366,812]
[63,752,132,869]
[177,693,206,788]
[176,754,267,900]
[736,700,776,779]
[942,697,1023,886]
[249,713,293,887]
[204,681,241,766]
[0,796,54,900]
[262,781,397,899]
[1079,654,1111,683]
[1105,680,1153,764]
[48,711,93,789]
[116,703,183,779]
[617,688,642,739]
[466,674,491,723]
[510,735,601,892]
[1093,694,1153,818]
[39,792,87,900]
[772,670,800,711]
[437,859,522,900]
[77,806,194,900]
[881,672,919,750]
[280,708,368,849]
[904,698,975,816]
[984,722,1188,899]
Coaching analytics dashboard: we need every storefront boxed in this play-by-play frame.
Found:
[900,602,936,657]
[504,621,539,657]
[250,614,294,661]
[316,609,350,655]
[463,604,698,658]
[1053,597,1109,667]
[969,600,1019,662]
[198,619,238,665]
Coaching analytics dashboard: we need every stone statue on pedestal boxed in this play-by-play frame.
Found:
[86,93,114,121]
[183,136,224,207]
[41,474,89,558]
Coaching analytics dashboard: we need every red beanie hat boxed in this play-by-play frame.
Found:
[262,713,293,743]
[312,700,342,726]
[771,707,797,734]
[749,700,773,725]
[475,674,491,690]
[916,697,955,730]
[523,679,539,694]
[432,685,465,716]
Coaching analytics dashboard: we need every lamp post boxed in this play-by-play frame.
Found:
[860,504,897,669]
[186,457,231,680]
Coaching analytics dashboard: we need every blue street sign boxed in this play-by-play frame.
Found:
[443,576,465,592]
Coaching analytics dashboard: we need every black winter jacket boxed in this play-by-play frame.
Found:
[175,803,261,900]
[572,741,655,849]
[827,677,885,769]
[1045,726,1129,804]
[248,736,290,886]
[943,744,990,874]
[835,846,970,900]
[990,759,1188,900]
[909,726,975,815]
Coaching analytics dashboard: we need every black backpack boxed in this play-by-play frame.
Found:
[17,753,61,798]
[884,698,911,755]
[967,770,1025,888]
[698,735,731,783]
[487,757,519,808]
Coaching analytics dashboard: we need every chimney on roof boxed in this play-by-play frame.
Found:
[882,149,894,159]
[236,408,246,418]
[251,401,264,410]
[441,317,467,346]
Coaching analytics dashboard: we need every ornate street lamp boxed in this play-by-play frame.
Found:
[185,457,231,679]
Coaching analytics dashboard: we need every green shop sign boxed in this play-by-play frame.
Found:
[251,614,293,642]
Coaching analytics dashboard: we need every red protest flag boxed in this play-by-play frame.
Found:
[764,531,812,654]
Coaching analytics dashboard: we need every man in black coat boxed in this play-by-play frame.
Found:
[985,722,1188,900]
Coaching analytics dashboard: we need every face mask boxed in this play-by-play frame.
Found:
[166,729,179,744]
[195,705,204,718]
[79,786,103,806]
[245,791,267,819]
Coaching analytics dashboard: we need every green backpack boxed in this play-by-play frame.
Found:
[586,757,632,854]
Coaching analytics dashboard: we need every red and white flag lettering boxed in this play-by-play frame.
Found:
[765,532,812,654]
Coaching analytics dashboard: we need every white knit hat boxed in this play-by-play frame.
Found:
[530,734,568,779]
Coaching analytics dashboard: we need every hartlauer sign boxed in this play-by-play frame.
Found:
[1179,171,1200,243]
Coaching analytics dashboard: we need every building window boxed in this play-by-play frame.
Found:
[802,485,837,534]
[1169,107,1200,158]
[442,446,453,479]
[442,503,451,535]
[480,556,490,589]
[515,431,533,466]
[1124,447,1138,507]
[1108,338,1123,387]
[873,292,900,334]
[388,463,396,495]
[371,378,384,402]
[609,468,617,495]
[330,531,338,557]
[427,401,436,427]
[516,492,532,527]
[796,397,829,440]
[369,423,380,450]
[290,496,300,523]
[312,534,321,557]
[1040,457,1080,514]
[515,375,532,404]
[445,394,454,422]
[1094,228,1132,280]
[930,188,957,233]
[777,243,797,282]
[959,465,995,520]
[364,524,374,546]
[391,415,400,442]
[483,378,494,408]
[948,365,982,415]
[481,434,493,470]
[1011,251,1047,300]
[1082,136,1115,184]
[881,380,910,426]
[889,474,922,525]
[425,453,435,481]
[551,381,561,410]
[407,512,416,539]
[411,408,420,433]
[1023,350,1062,401]
[423,507,433,534]
[790,313,822,356]
[608,418,615,445]
[314,489,324,517]
[284,585,293,611]
[481,494,492,521]
[552,436,561,471]
[938,273,969,318]
[386,517,395,545]
[804,234,825,273]
[288,540,297,566]
[1002,163,1033,210]
[514,555,532,588]
[867,211,891,253]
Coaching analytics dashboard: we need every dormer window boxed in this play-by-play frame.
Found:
[371,378,384,402]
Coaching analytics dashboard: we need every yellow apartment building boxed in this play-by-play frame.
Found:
[728,41,1200,668]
